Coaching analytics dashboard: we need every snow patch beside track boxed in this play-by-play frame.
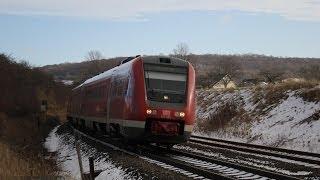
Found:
[44,126,133,179]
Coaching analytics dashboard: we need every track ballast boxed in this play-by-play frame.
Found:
[71,126,302,179]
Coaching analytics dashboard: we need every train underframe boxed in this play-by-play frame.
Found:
[67,116,191,145]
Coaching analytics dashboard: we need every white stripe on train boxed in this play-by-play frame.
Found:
[68,114,194,132]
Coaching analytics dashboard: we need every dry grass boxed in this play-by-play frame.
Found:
[0,112,59,177]
[218,87,236,93]
[253,80,319,112]
[0,142,56,176]
[197,102,239,131]
[298,86,320,102]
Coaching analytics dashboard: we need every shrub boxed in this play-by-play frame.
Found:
[298,87,320,102]
[197,102,238,131]
[0,53,70,117]
[0,142,57,176]
[252,80,319,112]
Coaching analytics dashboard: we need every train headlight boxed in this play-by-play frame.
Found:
[146,109,157,115]
[146,109,152,114]
[175,112,185,118]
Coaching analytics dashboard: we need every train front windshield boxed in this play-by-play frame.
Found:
[144,68,187,104]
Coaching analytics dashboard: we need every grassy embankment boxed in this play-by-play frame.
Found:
[196,80,320,133]
[0,54,70,177]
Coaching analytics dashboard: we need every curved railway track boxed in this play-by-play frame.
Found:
[144,145,299,180]
[189,135,320,165]
[71,126,301,179]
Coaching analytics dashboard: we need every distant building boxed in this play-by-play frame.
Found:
[282,78,305,83]
[212,74,237,89]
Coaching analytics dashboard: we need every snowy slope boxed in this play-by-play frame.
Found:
[194,86,320,153]
[44,126,134,179]
[250,92,320,151]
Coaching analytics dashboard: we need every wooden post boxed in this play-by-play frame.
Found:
[89,157,95,180]
[75,132,84,180]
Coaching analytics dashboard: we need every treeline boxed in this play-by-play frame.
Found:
[0,54,70,116]
[193,54,320,87]
[41,57,121,86]
[41,53,320,88]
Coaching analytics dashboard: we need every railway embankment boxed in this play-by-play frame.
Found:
[194,80,320,153]
[44,124,192,179]
[0,112,60,176]
[0,54,70,177]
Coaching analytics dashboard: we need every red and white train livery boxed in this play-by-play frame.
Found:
[67,56,196,145]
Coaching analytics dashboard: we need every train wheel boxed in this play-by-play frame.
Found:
[110,124,121,138]
[92,122,97,134]
[98,123,107,135]
[80,119,85,130]
[166,144,173,149]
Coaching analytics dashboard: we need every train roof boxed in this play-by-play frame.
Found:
[73,56,188,90]
[143,56,189,67]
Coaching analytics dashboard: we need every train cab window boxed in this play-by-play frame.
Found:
[145,70,187,103]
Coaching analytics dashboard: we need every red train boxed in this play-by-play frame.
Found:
[67,56,196,145]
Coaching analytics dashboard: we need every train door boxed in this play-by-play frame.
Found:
[100,78,108,132]
[108,69,124,136]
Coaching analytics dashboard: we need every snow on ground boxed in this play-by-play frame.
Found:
[193,128,247,143]
[196,89,242,120]
[195,89,249,143]
[194,87,320,153]
[240,89,257,113]
[61,80,74,86]
[251,92,320,152]
[44,126,134,179]
[174,145,313,176]
[55,80,74,85]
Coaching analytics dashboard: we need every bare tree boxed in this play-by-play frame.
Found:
[81,50,104,81]
[259,71,281,84]
[259,63,284,84]
[85,50,103,61]
[298,65,320,81]
[172,43,190,61]
[171,43,200,74]
[216,57,241,88]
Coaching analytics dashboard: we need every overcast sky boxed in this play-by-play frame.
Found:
[1,0,320,66]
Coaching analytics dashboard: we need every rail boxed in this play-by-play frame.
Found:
[190,135,320,165]
[70,126,301,179]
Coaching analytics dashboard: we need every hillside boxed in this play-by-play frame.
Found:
[41,57,123,86]
[0,54,70,116]
[41,54,320,88]
[194,81,320,153]
[0,54,70,176]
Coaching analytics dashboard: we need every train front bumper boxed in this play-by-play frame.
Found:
[122,119,193,144]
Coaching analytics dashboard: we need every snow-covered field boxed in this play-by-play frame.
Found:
[194,85,320,153]
[44,126,134,179]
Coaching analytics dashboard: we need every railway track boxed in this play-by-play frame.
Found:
[71,126,300,179]
[144,145,299,180]
[189,135,320,165]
